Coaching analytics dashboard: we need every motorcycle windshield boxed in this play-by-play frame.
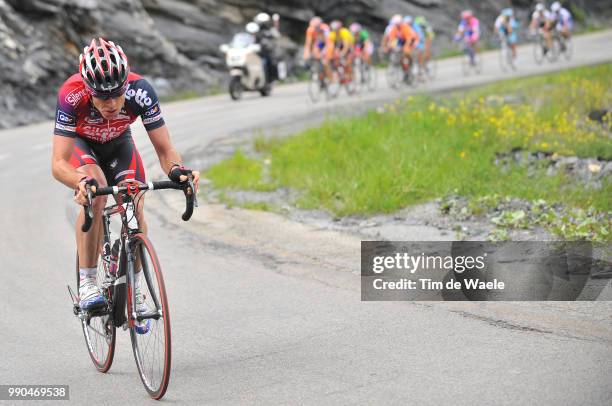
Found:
[230,33,255,49]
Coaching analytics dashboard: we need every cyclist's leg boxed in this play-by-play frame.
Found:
[364,41,373,66]
[508,32,518,58]
[345,48,354,76]
[101,133,148,235]
[544,23,553,49]
[402,44,411,71]
[323,46,333,81]
[71,138,108,270]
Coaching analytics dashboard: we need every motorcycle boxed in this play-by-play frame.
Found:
[219,32,271,100]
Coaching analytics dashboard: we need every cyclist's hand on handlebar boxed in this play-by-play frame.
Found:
[74,176,98,206]
[168,165,200,192]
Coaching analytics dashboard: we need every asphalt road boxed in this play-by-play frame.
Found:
[1,30,611,405]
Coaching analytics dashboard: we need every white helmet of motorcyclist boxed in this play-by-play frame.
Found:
[246,22,260,34]
[255,12,271,25]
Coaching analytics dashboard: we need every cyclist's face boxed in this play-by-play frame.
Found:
[92,93,125,119]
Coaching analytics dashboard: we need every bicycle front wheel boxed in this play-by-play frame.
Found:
[128,234,171,400]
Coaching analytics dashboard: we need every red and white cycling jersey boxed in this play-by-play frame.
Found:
[54,72,164,143]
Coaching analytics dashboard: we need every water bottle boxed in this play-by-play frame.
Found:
[109,239,120,276]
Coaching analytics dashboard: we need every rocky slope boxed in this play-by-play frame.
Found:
[0,0,610,128]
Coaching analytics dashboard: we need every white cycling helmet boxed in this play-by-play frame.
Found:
[254,12,271,25]
[403,15,413,25]
[330,20,342,31]
[390,14,402,26]
[551,2,562,12]
[246,22,260,34]
[349,22,361,33]
[535,3,545,12]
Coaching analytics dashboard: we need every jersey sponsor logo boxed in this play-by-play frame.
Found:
[82,124,127,143]
[142,114,162,125]
[56,110,75,125]
[144,103,160,117]
[65,88,88,107]
[55,123,76,132]
[125,83,153,108]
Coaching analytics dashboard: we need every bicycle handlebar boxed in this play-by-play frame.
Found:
[81,179,197,232]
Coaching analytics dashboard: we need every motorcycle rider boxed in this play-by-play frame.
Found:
[252,12,281,85]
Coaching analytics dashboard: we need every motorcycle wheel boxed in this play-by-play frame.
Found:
[260,83,272,97]
[229,77,243,101]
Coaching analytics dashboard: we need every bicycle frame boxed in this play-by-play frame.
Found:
[100,193,163,330]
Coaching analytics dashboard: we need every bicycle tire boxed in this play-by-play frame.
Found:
[562,37,573,61]
[425,57,437,81]
[75,254,116,373]
[500,43,508,72]
[461,53,471,76]
[367,63,378,91]
[128,233,171,400]
[533,38,544,65]
[308,66,324,103]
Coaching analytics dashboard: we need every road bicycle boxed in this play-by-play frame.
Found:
[552,30,573,61]
[533,31,558,64]
[327,54,357,98]
[386,48,416,89]
[67,178,196,400]
[460,41,483,76]
[422,48,437,81]
[498,34,517,72]
[307,58,328,103]
[353,47,377,93]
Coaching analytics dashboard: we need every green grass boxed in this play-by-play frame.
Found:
[159,90,200,103]
[206,64,611,238]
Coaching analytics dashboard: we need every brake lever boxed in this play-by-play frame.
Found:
[188,178,199,208]
[86,186,93,218]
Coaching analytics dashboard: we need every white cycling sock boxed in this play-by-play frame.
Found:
[79,267,97,284]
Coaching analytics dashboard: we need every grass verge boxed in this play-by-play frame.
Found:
[206,64,612,240]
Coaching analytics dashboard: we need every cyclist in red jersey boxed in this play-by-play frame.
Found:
[51,38,200,311]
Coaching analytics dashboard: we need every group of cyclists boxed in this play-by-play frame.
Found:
[529,1,574,56]
[302,14,436,88]
[302,1,574,87]
[303,18,375,87]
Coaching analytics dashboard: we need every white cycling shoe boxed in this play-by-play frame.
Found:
[79,279,106,310]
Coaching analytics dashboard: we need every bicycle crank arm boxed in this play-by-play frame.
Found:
[135,310,163,322]
[67,285,80,315]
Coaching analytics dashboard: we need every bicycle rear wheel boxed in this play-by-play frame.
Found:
[128,234,171,400]
[533,38,544,65]
[75,254,116,373]
[366,63,378,91]
[562,37,573,61]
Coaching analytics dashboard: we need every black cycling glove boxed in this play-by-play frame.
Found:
[168,165,193,183]
[75,176,99,194]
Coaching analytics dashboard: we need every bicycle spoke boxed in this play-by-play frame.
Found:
[129,234,171,399]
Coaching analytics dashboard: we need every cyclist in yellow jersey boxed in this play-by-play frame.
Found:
[325,20,355,82]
